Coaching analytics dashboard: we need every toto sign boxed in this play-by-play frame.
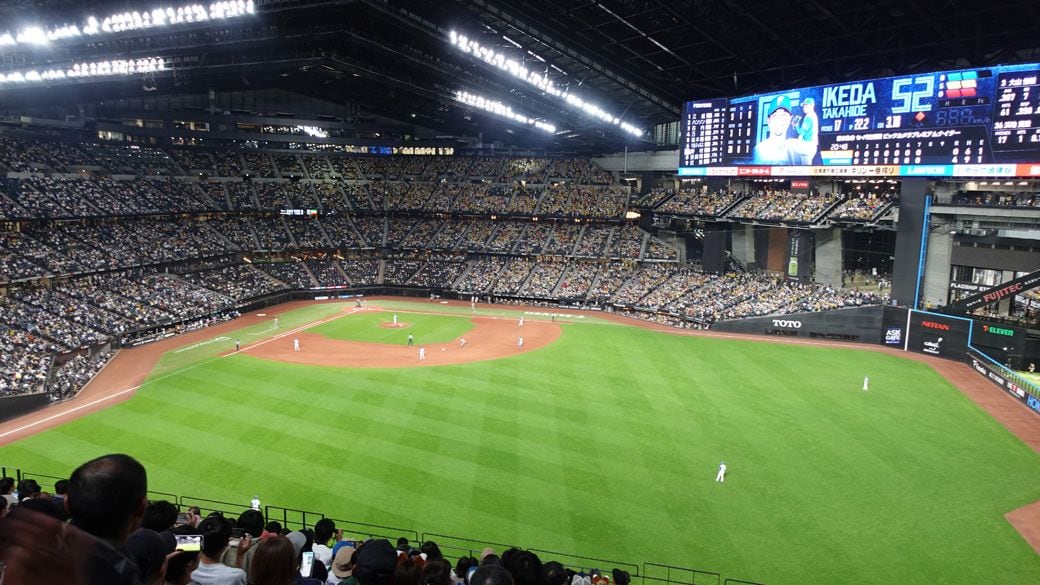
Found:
[771,319,802,328]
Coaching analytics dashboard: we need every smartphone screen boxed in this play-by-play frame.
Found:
[175,535,202,552]
[231,528,244,538]
[300,551,314,577]
[176,512,191,525]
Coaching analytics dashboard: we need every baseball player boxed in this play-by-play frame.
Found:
[235,338,240,352]
[251,495,261,511]
[753,95,817,165]
[393,313,398,326]
[518,316,524,327]
[274,316,279,329]
[407,333,414,347]
[863,376,869,392]
[715,461,727,482]
[460,337,467,348]
[418,346,426,361]
[517,337,524,350]
[293,337,300,352]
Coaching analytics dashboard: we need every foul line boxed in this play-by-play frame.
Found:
[0,308,362,442]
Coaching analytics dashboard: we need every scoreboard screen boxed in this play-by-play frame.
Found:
[679,62,1040,177]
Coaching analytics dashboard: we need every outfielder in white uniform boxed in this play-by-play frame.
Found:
[293,338,300,351]
[863,376,869,391]
[715,462,727,482]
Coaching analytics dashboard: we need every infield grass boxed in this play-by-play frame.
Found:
[308,311,474,345]
[1,301,1039,585]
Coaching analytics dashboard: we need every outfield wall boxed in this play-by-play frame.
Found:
[710,306,886,343]
[0,393,50,423]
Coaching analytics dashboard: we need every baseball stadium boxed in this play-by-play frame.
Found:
[0,3,1039,585]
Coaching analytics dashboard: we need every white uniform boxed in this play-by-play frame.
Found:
[460,338,467,348]
[518,316,524,327]
[863,377,869,391]
[293,338,300,351]
[251,496,261,511]
[715,462,727,482]
[419,347,426,360]
[274,317,279,328]
[393,314,398,325]
[517,337,524,349]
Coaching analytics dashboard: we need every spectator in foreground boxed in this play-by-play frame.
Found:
[163,547,199,585]
[0,476,16,508]
[191,513,251,585]
[67,453,150,585]
[327,543,356,585]
[421,558,454,585]
[249,535,321,585]
[126,528,174,585]
[222,508,265,579]
[53,478,69,508]
[471,565,514,585]
[354,539,398,585]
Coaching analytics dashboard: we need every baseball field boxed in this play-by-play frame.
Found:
[1,299,1039,585]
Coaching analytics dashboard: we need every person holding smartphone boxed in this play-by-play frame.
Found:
[249,536,322,585]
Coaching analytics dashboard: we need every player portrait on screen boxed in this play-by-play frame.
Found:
[752,95,819,165]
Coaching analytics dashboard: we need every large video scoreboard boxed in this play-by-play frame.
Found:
[679,62,1040,177]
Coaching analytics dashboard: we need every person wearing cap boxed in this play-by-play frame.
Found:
[797,97,819,162]
[327,543,357,585]
[127,528,175,585]
[353,539,398,585]
[753,95,818,165]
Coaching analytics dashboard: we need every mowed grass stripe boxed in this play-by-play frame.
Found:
[2,307,1040,585]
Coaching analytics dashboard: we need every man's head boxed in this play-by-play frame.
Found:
[16,479,40,500]
[238,509,265,538]
[314,518,336,545]
[765,95,793,137]
[801,97,815,113]
[471,565,515,585]
[141,500,179,532]
[198,514,233,558]
[54,479,69,496]
[0,476,14,495]
[543,562,567,585]
[67,454,148,542]
[504,550,542,585]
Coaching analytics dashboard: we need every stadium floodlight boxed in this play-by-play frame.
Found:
[298,126,328,138]
[0,57,165,85]
[0,2,254,49]
[448,30,644,137]
[455,90,557,134]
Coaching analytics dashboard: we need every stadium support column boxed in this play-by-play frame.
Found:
[891,179,932,307]
[815,228,842,288]
[702,223,730,274]
[731,224,755,268]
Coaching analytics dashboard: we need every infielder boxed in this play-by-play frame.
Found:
[235,338,240,352]
[517,337,524,350]
[518,316,524,327]
[460,337,467,348]
[418,346,426,361]
[293,337,300,352]
[715,461,727,482]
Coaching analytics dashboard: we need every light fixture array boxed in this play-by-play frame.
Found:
[449,30,643,137]
[0,57,165,84]
[0,1,253,47]
[455,90,557,134]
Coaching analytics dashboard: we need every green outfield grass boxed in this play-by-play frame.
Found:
[308,311,474,345]
[2,301,1039,585]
